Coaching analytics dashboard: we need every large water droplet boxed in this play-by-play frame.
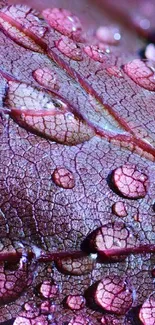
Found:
[52,167,75,189]
[84,44,110,63]
[0,5,47,53]
[110,163,149,199]
[96,25,121,45]
[139,292,155,325]
[123,59,155,91]
[112,201,128,217]
[145,43,155,62]
[65,295,86,310]
[42,8,83,41]
[55,254,95,275]
[33,67,60,91]
[81,221,140,262]
[94,276,133,315]
[55,36,83,61]
[5,80,94,145]
[0,252,32,305]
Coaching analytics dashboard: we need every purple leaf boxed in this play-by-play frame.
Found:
[0,0,155,324]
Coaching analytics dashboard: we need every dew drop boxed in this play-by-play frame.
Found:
[55,254,95,275]
[65,295,86,310]
[0,5,47,53]
[5,80,94,145]
[139,292,155,325]
[94,276,133,315]
[84,44,110,63]
[40,301,56,314]
[33,67,59,91]
[42,8,83,41]
[39,280,59,299]
[52,167,75,189]
[96,26,121,45]
[123,59,155,91]
[13,304,48,325]
[106,65,123,78]
[112,201,128,217]
[68,315,91,325]
[55,36,83,61]
[111,163,149,199]
[145,44,155,62]
[81,221,140,262]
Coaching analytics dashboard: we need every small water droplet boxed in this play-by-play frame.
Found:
[123,59,155,91]
[110,163,149,199]
[42,8,83,41]
[139,292,155,325]
[68,315,91,325]
[112,201,128,217]
[33,67,59,91]
[52,167,75,189]
[145,43,155,62]
[65,294,86,310]
[39,280,59,299]
[96,25,121,45]
[84,44,110,63]
[106,65,123,78]
[55,36,83,61]
[94,276,133,315]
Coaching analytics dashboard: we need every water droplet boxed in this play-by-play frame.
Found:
[13,303,48,325]
[42,8,83,41]
[94,276,133,315]
[112,201,128,217]
[5,80,94,145]
[84,44,110,63]
[139,292,155,325]
[52,167,75,189]
[68,315,91,325]
[123,59,155,91]
[106,65,123,78]
[81,221,140,262]
[38,280,59,299]
[55,254,95,275]
[111,163,149,199]
[33,67,60,91]
[0,252,32,304]
[0,5,47,53]
[145,44,155,62]
[65,295,86,310]
[55,36,83,61]
[96,26,121,45]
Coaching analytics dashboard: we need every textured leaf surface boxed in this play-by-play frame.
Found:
[0,0,155,325]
